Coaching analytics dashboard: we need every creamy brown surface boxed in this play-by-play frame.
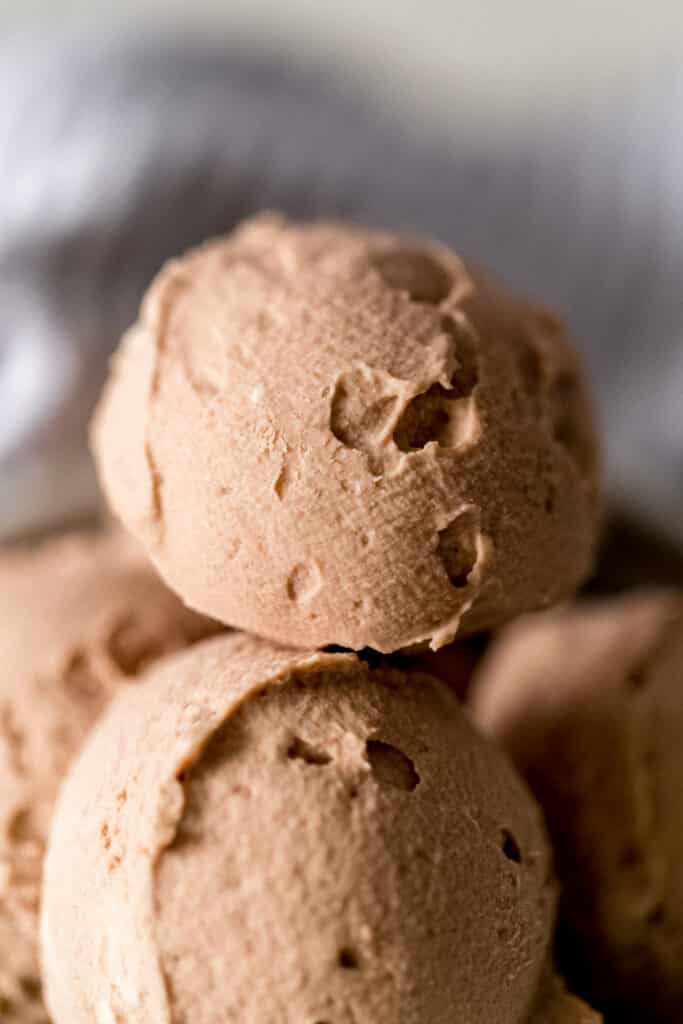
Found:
[529,974,603,1023]
[42,632,555,1024]
[472,591,683,1022]
[93,213,600,652]
[0,531,218,1023]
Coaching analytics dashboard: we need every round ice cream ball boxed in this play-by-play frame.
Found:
[42,633,556,1024]
[92,213,600,653]
[471,591,683,1022]
[529,974,603,1024]
[0,531,219,1023]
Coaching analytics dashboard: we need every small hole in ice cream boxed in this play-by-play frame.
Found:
[441,315,479,396]
[627,664,648,690]
[338,947,360,969]
[501,829,523,864]
[8,808,35,843]
[286,562,321,604]
[394,328,478,452]
[436,512,479,588]
[366,739,419,791]
[18,976,41,1002]
[393,385,452,450]
[286,736,332,766]
[329,372,398,459]
[647,903,665,926]
[371,248,452,304]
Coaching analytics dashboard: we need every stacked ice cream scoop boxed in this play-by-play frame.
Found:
[4,214,679,1022]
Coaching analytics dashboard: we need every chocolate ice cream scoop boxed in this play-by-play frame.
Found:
[42,632,555,1024]
[0,531,218,1023]
[92,214,600,653]
[471,591,683,1022]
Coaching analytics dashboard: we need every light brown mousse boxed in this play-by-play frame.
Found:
[42,632,555,1024]
[471,591,683,1022]
[0,531,218,1023]
[92,213,600,653]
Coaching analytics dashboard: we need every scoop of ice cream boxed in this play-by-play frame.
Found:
[92,213,600,653]
[42,632,555,1024]
[529,974,603,1023]
[471,591,683,1022]
[0,531,219,1023]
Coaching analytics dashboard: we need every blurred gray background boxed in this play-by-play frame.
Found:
[1,0,681,563]
[1,1,682,137]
